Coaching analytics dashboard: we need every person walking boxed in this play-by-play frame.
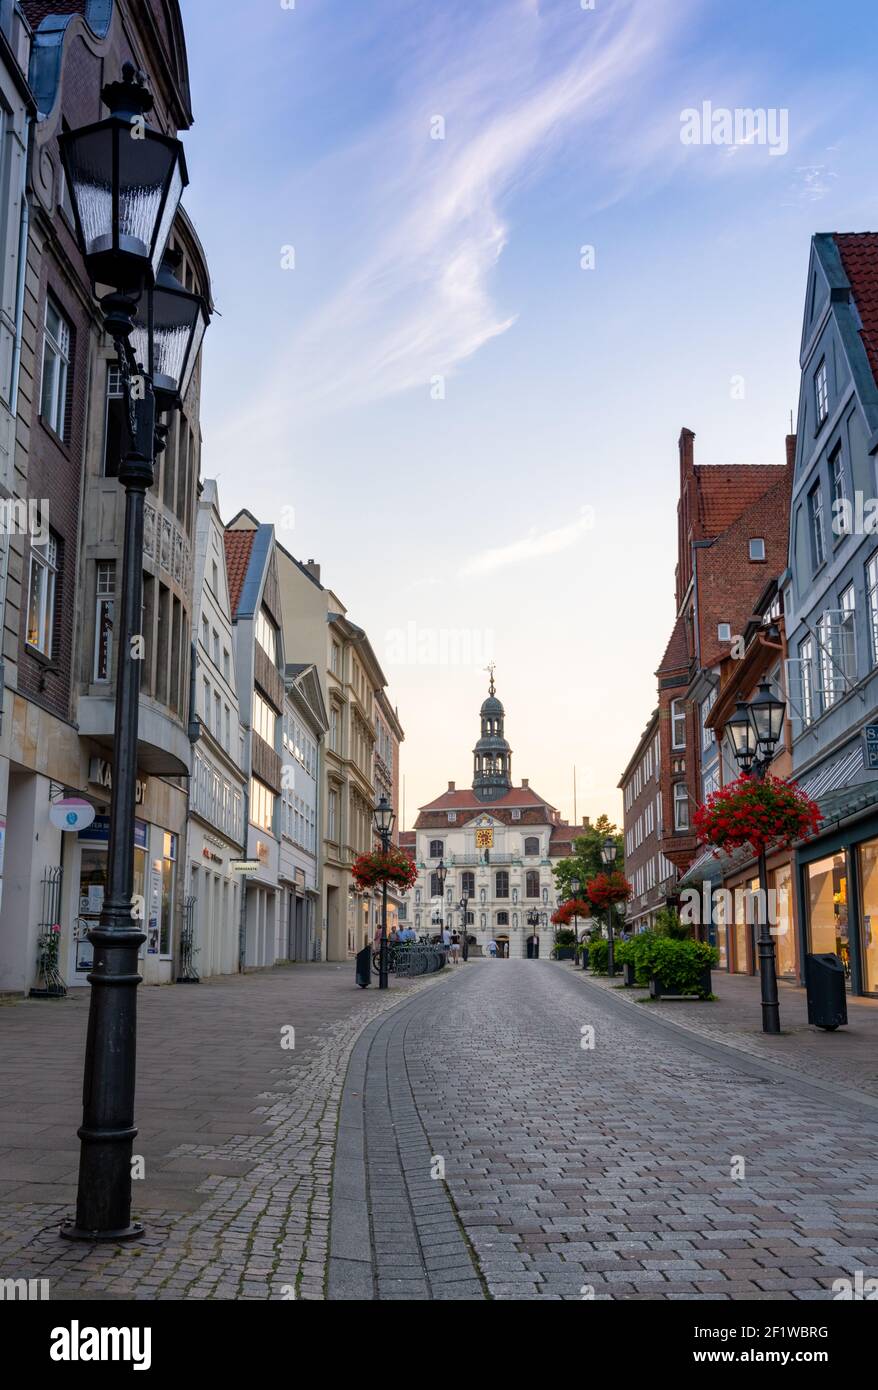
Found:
[450,930,461,965]
[486,938,498,959]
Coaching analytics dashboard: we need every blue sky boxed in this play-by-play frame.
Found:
[180,0,878,828]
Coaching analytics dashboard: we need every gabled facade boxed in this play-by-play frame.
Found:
[618,709,677,931]
[785,233,878,997]
[653,428,791,886]
[187,480,246,978]
[280,661,327,961]
[225,514,285,969]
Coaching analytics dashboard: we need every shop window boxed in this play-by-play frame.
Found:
[806,854,849,981]
[858,841,878,995]
[771,862,796,978]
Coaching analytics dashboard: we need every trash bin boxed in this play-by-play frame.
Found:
[804,952,847,1030]
[355,944,372,988]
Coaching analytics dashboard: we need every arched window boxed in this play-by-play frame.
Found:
[495,870,509,898]
[461,870,475,897]
[429,839,444,858]
[526,870,540,898]
[497,911,509,927]
[524,836,540,857]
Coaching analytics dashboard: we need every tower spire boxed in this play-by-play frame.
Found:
[473,670,512,801]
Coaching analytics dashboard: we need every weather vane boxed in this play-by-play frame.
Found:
[485,662,496,696]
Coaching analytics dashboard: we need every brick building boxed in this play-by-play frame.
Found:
[620,428,792,928]
[618,709,677,931]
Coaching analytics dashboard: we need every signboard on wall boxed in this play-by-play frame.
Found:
[863,725,878,770]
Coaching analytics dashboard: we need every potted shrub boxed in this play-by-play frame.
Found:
[637,935,718,999]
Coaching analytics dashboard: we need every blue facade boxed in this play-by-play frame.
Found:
[786,234,878,996]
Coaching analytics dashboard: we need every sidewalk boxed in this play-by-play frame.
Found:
[0,962,448,1300]
[557,962,878,1103]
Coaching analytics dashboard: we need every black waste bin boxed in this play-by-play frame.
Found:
[355,944,372,988]
[804,952,847,1030]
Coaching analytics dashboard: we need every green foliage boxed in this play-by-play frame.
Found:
[553,813,623,900]
[553,928,576,947]
[654,907,692,940]
[624,930,718,996]
[588,939,609,974]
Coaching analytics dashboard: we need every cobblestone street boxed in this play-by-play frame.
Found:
[0,965,447,1300]
[4,958,878,1303]
[332,960,878,1300]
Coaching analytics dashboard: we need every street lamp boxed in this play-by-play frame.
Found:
[458,893,470,961]
[435,857,448,946]
[526,906,542,959]
[57,64,201,1242]
[726,685,787,1035]
[568,874,582,958]
[601,837,617,978]
[373,795,396,990]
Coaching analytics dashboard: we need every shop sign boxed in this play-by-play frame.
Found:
[202,847,223,865]
[88,757,147,805]
[863,725,878,770]
[50,798,96,833]
[78,817,148,848]
[294,867,306,887]
[231,860,261,874]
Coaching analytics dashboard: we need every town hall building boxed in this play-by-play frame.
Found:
[401,671,588,958]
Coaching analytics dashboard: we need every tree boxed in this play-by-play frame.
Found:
[553,813,623,901]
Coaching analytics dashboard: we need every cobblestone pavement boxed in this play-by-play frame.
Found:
[0,964,448,1300]
[566,963,878,1102]
[334,959,878,1300]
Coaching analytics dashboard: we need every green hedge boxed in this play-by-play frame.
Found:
[619,931,718,997]
[588,939,609,974]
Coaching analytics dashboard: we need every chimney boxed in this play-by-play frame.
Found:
[448,780,455,791]
[582,815,590,829]
[521,778,529,789]
[304,558,321,583]
[785,433,797,469]
[679,427,695,481]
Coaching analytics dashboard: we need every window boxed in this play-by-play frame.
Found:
[815,358,829,426]
[817,612,834,709]
[103,364,125,477]
[328,789,338,840]
[671,698,686,750]
[430,872,445,899]
[717,622,732,642]
[223,647,230,681]
[461,871,475,897]
[93,560,115,681]
[249,777,275,832]
[700,690,717,751]
[253,690,276,745]
[329,705,339,752]
[331,641,340,675]
[838,584,857,687]
[212,629,220,665]
[673,782,689,831]
[525,870,540,898]
[211,560,219,592]
[429,839,444,858]
[214,691,221,737]
[255,609,277,662]
[524,836,540,856]
[799,635,815,725]
[202,616,209,649]
[224,705,231,750]
[749,538,766,561]
[495,871,509,899]
[809,484,826,569]
[496,911,509,927]
[26,533,58,657]
[867,554,878,667]
[40,297,71,439]
[831,450,847,537]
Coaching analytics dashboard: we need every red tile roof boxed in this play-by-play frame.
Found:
[694,465,787,536]
[224,529,255,620]
[834,233,878,387]
[657,612,689,677]
[418,786,548,813]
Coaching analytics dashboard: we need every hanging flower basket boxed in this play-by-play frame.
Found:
[352,848,418,891]
[693,773,821,856]
[551,897,592,927]
[586,872,632,911]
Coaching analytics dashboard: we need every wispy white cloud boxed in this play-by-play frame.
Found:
[461,507,595,577]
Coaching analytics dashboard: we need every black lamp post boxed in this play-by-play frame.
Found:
[459,894,470,961]
[726,683,787,1035]
[526,906,541,958]
[601,837,618,977]
[435,857,448,946]
[569,873,582,957]
[373,795,395,990]
[58,65,207,1242]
